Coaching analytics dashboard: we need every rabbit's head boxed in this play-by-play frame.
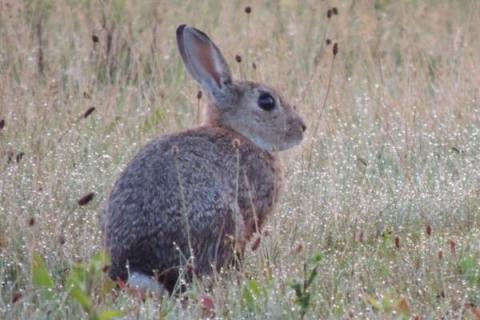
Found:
[177,25,306,152]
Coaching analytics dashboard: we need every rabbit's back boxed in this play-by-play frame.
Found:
[104,126,282,288]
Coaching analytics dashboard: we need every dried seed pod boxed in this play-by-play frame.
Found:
[357,156,367,167]
[83,107,95,119]
[333,43,338,56]
[58,235,66,245]
[200,293,216,318]
[7,151,14,164]
[394,236,400,249]
[197,90,202,99]
[92,34,99,43]
[244,6,252,14]
[78,192,95,206]
[449,239,456,255]
[294,243,304,254]
[0,119,5,130]
[326,39,331,45]
[426,224,432,237]
[358,231,364,243]
[12,292,22,304]
[235,55,242,63]
[16,152,25,163]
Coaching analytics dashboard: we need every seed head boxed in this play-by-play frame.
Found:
[28,217,35,227]
[83,107,95,119]
[328,7,338,18]
[327,8,332,19]
[16,152,24,163]
[394,236,400,249]
[235,55,242,63]
[58,235,66,245]
[333,43,338,56]
[11,292,22,304]
[197,90,202,100]
[357,156,367,167]
[200,293,215,318]
[78,192,95,206]
[92,34,99,43]
[244,6,252,14]
[0,119,5,130]
[326,39,331,45]
[426,224,432,237]
[449,239,456,255]
[252,62,257,69]
[294,243,304,254]
[7,151,14,164]
[358,231,364,243]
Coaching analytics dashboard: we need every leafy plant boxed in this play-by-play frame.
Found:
[31,253,55,298]
[242,279,266,313]
[31,252,122,320]
[290,253,323,319]
[459,256,480,287]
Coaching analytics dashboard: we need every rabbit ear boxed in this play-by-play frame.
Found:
[176,25,232,95]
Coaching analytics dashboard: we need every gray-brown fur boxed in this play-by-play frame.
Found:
[103,25,305,293]
[104,127,282,291]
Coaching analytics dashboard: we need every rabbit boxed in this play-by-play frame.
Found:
[103,25,306,294]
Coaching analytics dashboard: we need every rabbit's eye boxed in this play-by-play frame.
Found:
[258,92,276,111]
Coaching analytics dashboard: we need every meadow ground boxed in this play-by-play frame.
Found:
[1,0,480,319]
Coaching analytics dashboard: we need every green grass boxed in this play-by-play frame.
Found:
[1,0,480,319]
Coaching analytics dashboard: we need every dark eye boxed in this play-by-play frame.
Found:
[258,92,276,111]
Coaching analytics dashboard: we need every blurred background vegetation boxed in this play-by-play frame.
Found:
[0,0,479,319]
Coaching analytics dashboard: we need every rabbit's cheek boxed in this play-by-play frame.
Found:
[276,129,303,150]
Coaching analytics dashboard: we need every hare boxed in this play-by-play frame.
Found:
[103,25,306,294]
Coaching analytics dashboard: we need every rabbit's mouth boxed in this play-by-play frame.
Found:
[275,118,306,151]
[277,133,304,151]
[265,129,304,152]
[266,123,306,151]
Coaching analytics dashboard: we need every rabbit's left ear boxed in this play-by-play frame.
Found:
[176,25,232,96]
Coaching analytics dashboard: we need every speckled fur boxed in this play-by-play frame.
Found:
[103,25,304,293]
[104,127,282,291]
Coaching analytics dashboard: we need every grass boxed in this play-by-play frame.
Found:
[1,0,480,319]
